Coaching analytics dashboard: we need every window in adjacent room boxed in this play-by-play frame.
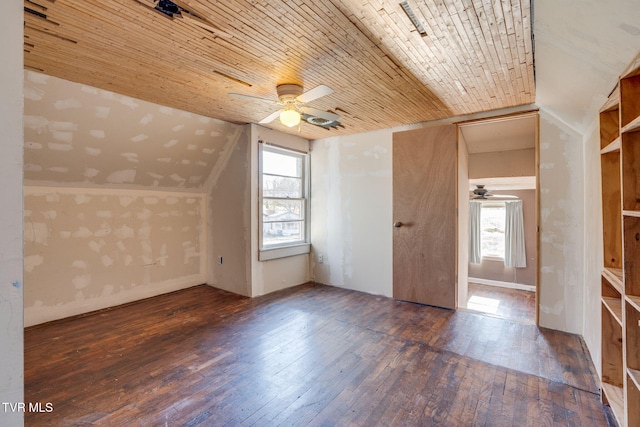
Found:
[480,202,506,259]
[259,144,310,259]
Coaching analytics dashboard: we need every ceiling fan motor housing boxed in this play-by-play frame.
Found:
[276,84,304,104]
[473,185,488,197]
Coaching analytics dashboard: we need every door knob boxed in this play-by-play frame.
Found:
[393,222,403,228]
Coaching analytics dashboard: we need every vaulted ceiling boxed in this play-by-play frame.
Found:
[24,0,535,140]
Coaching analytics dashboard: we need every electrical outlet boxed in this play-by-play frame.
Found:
[318,253,324,263]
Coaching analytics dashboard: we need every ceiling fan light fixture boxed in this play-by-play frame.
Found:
[280,108,300,127]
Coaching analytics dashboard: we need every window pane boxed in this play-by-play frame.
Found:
[263,199,304,220]
[263,221,304,245]
[481,205,505,258]
[263,150,302,177]
[263,175,302,198]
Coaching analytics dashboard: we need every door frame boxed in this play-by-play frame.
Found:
[455,111,540,326]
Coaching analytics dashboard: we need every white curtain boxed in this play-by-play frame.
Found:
[504,200,526,268]
[469,200,482,264]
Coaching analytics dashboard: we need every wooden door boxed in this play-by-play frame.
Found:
[392,125,457,309]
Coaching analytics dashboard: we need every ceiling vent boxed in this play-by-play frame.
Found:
[306,116,334,126]
[399,2,427,37]
[302,114,344,130]
[155,0,180,17]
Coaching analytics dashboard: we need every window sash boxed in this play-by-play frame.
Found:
[259,144,309,253]
[480,203,506,259]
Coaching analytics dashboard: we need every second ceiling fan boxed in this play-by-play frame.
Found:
[229,84,339,128]
[470,184,518,200]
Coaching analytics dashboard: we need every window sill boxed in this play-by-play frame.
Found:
[482,256,505,262]
[259,243,310,261]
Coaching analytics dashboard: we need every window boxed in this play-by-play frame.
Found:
[480,203,506,259]
[259,144,309,258]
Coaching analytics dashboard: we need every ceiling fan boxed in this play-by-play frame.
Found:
[229,84,339,128]
[470,185,518,200]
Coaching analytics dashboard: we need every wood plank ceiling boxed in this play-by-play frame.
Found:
[24,0,535,140]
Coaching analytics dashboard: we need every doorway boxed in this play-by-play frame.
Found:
[457,113,539,325]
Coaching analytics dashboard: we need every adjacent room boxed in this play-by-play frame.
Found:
[2,0,640,426]
[459,114,538,325]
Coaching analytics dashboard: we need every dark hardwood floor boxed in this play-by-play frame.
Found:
[24,283,613,426]
[466,282,536,324]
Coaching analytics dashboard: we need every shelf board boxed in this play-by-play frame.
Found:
[622,115,640,134]
[603,297,623,326]
[622,55,640,78]
[601,136,621,154]
[603,268,624,294]
[600,86,620,112]
[623,210,640,218]
[602,382,625,426]
[630,368,640,390]
[627,295,640,312]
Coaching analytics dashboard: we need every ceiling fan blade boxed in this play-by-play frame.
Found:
[296,84,333,103]
[228,93,276,104]
[300,106,339,122]
[259,110,282,124]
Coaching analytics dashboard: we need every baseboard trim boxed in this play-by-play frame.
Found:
[468,277,535,292]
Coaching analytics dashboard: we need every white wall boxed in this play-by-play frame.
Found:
[208,127,252,296]
[311,128,394,296]
[469,148,536,179]
[0,0,24,425]
[537,110,585,334]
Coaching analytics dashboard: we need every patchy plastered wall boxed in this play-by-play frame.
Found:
[311,128,394,297]
[24,70,241,191]
[208,126,252,296]
[537,110,585,334]
[0,1,24,424]
[24,187,207,326]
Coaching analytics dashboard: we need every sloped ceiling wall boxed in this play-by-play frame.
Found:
[24,71,243,190]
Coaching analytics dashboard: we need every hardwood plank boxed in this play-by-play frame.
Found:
[25,283,609,426]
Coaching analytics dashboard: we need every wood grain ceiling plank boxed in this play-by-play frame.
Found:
[456,4,506,109]
[23,0,534,140]
[515,0,534,97]
[303,0,448,120]
[478,0,517,106]
[459,0,509,106]
[499,0,526,102]
[444,4,494,108]
[45,0,270,96]
[420,0,478,114]
[352,0,463,113]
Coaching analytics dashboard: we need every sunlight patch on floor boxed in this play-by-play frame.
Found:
[467,295,500,314]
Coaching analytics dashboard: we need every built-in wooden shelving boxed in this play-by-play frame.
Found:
[600,52,640,427]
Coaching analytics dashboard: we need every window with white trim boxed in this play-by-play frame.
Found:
[480,202,506,259]
[259,144,309,256]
